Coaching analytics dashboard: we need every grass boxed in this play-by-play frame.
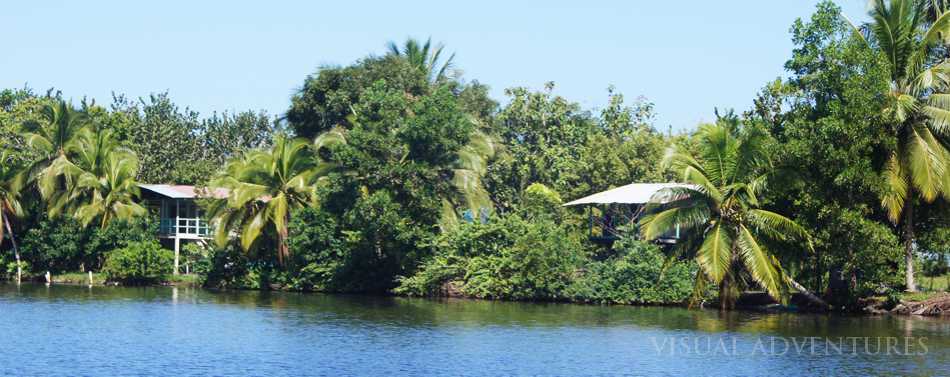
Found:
[41,272,200,286]
[898,273,949,302]
[166,273,200,286]
[918,273,950,292]
[51,272,106,285]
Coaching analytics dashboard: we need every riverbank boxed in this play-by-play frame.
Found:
[11,276,950,318]
[18,272,201,287]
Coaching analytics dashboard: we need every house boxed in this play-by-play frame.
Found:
[564,183,692,245]
[138,184,228,274]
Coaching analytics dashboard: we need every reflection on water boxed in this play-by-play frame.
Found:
[0,283,947,376]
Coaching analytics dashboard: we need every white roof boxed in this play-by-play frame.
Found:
[563,183,694,206]
[138,184,230,199]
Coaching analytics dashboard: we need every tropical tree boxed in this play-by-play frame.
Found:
[639,123,825,310]
[68,128,146,229]
[850,0,950,291]
[208,134,335,265]
[442,126,498,229]
[0,151,25,282]
[386,37,456,84]
[20,99,89,217]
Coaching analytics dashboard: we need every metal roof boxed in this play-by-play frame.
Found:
[563,183,694,206]
[138,184,229,199]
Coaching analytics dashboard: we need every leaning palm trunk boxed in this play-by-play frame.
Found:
[3,215,21,284]
[787,276,829,309]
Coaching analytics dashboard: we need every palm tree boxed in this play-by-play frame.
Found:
[443,127,498,229]
[386,37,456,84]
[20,99,89,217]
[0,152,25,283]
[639,123,826,310]
[69,128,145,229]
[208,134,334,265]
[849,0,950,291]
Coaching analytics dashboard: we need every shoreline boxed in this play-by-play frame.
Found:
[8,279,948,318]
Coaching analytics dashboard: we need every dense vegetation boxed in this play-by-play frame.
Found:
[1,1,948,310]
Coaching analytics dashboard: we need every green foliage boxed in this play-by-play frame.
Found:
[286,207,347,291]
[566,235,694,305]
[110,92,275,185]
[20,217,89,273]
[815,210,903,300]
[102,241,173,284]
[86,218,158,270]
[396,214,584,301]
[640,121,813,308]
[194,243,254,289]
[386,37,457,84]
[756,1,909,301]
[207,134,329,264]
[486,84,670,212]
[397,215,692,305]
[286,56,428,139]
[19,217,156,274]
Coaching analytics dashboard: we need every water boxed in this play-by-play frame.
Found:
[1,284,948,376]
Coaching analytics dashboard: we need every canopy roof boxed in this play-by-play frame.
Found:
[138,184,230,199]
[563,183,694,206]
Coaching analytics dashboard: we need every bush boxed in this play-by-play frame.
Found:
[566,235,694,305]
[86,218,157,270]
[102,241,173,284]
[396,214,584,300]
[20,217,89,273]
[19,216,158,274]
[286,207,348,291]
[194,243,253,289]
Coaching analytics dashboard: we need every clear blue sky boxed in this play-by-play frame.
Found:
[1,1,868,131]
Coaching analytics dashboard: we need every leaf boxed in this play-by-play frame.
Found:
[736,224,786,301]
[695,222,732,283]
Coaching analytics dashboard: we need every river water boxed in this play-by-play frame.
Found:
[0,284,948,376]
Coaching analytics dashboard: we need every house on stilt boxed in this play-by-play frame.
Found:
[138,184,228,275]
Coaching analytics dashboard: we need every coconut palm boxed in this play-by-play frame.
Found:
[19,99,89,217]
[208,134,335,265]
[0,152,25,283]
[386,37,456,84]
[639,123,825,310]
[442,126,498,229]
[68,128,145,229]
[848,0,950,291]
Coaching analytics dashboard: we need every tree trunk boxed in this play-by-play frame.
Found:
[718,278,731,311]
[277,224,289,266]
[787,276,829,309]
[3,215,21,284]
[902,200,917,292]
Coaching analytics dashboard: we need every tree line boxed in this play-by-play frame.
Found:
[1,1,949,310]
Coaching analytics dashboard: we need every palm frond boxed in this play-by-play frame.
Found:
[695,222,733,284]
[737,224,787,301]
[881,152,909,223]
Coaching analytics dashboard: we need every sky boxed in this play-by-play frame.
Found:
[1,1,869,131]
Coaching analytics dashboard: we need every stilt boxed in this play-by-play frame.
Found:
[173,237,181,276]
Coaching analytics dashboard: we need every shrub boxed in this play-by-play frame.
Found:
[19,216,158,274]
[286,207,348,291]
[86,218,157,270]
[102,241,173,284]
[20,217,89,273]
[194,243,253,289]
[396,214,585,300]
[565,235,694,305]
